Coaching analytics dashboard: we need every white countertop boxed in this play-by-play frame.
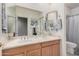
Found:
[2,36,61,50]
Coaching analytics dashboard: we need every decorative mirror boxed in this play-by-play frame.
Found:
[45,11,62,35]
[1,3,43,38]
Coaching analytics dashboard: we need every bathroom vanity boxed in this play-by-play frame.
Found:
[2,37,60,56]
[1,3,62,56]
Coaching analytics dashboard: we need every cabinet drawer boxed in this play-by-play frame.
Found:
[25,43,41,51]
[2,46,25,56]
[27,49,41,56]
[42,40,60,47]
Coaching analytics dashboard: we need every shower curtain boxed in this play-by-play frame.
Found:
[66,15,79,46]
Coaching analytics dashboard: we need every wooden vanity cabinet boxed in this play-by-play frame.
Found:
[41,40,60,56]
[2,40,60,56]
[42,45,54,56]
[52,44,60,56]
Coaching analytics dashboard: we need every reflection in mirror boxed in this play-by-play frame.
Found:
[15,5,43,37]
[17,17,28,36]
[31,19,38,35]
[44,11,57,35]
[30,17,42,37]
[45,11,62,35]
[2,3,7,33]
[6,4,16,37]
[2,3,43,39]
[7,16,16,35]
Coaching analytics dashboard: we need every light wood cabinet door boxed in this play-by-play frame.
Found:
[42,44,60,56]
[42,45,53,56]
[27,49,41,56]
[52,44,60,56]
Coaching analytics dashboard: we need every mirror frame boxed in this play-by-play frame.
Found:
[45,11,58,32]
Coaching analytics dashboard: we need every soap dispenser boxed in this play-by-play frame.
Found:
[33,27,37,35]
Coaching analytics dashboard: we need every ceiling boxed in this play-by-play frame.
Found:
[66,3,79,9]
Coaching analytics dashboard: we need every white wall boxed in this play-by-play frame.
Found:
[71,7,79,15]
[64,6,71,16]
[64,5,79,16]
[16,3,41,11]
[16,6,42,18]
[16,3,49,12]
